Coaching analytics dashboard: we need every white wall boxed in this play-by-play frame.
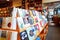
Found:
[43,0,60,3]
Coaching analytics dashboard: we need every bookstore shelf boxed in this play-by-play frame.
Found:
[0,7,48,40]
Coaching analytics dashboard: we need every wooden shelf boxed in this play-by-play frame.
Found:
[0,28,18,32]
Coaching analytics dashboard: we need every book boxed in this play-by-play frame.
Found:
[34,23,40,31]
[12,7,17,17]
[35,36,41,40]
[0,18,3,28]
[18,9,26,17]
[2,17,12,29]
[34,17,39,23]
[10,31,18,40]
[32,10,36,16]
[28,16,34,25]
[11,17,16,30]
[0,30,8,40]
[20,30,29,40]
[2,17,16,30]
[17,17,24,31]
[26,26,37,40]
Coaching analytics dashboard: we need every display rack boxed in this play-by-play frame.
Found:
[0,8,48,40]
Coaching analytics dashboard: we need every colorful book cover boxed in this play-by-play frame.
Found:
[18,9,26,17]
[23,16,29,24]
[20,30,29,40]
[2,17,12,29]
[28,16,34,25]
[34,23,40,31]
[0,18,3,28]
[40,20,47,27]
[26,26,37,40]
[17,17,24,31]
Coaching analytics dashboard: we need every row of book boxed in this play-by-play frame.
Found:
[0,30,17,40]
[0,7,48,40]
[0,30,41,40]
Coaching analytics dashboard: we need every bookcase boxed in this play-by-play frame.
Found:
[0,7,48,40]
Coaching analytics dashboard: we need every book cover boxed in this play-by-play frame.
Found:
[26,26,37,40]
[18,9,26,17]
[35,36,41,40]
[12,7,17,17]
[32,10,36,16]
[20,30,29,40]
[0,30,8,40]
[0,18,3,28]
[2,17,12,29]
[10,31,18,40]
[28,16,34,25]
[34,23,40,31]
[11,17,16,30]
[17,17,24,31]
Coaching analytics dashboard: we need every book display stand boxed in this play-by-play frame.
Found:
[0,7,48,40]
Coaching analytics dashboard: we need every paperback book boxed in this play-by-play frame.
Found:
[20,30,29,40]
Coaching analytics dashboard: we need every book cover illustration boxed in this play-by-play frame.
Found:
[34,17,39,23]
[17,17,24,31]
[0,30,8,40]
[34,23,40,31]
[20,30,29,40]
[35,11,43,21]
[23,16,29,24]
[11,17,16,30]
[2,17,12,29]
[0,18,3,28]
[26,26,37,40]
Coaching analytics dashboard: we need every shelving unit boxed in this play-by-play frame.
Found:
[0,7,48,40]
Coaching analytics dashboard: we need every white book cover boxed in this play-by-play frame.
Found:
[12,7,17,17]
[10,31,18,40]
[2,17,12,29]
[11,17,16,30]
